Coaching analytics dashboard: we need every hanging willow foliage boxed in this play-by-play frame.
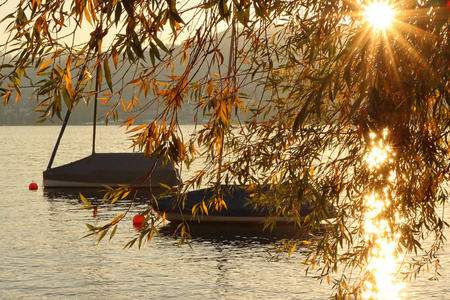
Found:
[1,0,449,298]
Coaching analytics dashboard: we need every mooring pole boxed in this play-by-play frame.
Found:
[46,63,89,170]
[92,57,99,155]
[46,109,72,170]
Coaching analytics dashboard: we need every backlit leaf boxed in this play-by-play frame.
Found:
[80,193,92,208]
[104,58,113,92]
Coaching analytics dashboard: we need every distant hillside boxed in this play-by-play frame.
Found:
[1,26,280,126]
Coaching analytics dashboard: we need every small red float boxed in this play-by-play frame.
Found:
[29,182,38,190]
[133,213,146,229]
[133,213,146,223]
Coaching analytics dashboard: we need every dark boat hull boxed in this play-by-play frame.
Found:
[43,153,180,188]
[154,186,314,224]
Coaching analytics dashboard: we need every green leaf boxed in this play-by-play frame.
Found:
[123,238,137,249]
[16,66,25,78]
[149,48,156,67]
[109,224,118,241]
[130,31,144,59]
[80,193,92,208]
[293,91,316,134]
[61,85,72,109]
[0,64,13,70]
[152,35,169,53]
[0,13,15,23]
[103,59,113,92]
[115,2,122,26]
[96,64,102,89]
[201,1,216,9]
[150,42,160,60]
[348,93,366,122]
[122,0,134,17]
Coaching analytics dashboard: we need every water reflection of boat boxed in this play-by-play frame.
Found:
[44,186,166,202]
[159,221,301,244]
[43,153,180,188]
[154,185,314,224]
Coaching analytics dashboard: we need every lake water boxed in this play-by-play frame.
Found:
[0,125,449,299]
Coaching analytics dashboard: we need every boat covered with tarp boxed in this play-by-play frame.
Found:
[43,153,180,188]
[154,185,315,224]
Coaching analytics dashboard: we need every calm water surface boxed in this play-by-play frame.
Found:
[0,126,449,299]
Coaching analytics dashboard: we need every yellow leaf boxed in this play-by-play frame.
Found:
[55,64,64,76]
[221,199,227,210]
[148,228,155,243]
[38,59,52,73]
[289,242,297,255]
[202,201,209,215]
[270,33,276,43]
[84,7,93,26]
[80,193,92,208]
[166,75,181,80]
[207,79,214,96]
[129,78,143,84]
[111,213,125,225]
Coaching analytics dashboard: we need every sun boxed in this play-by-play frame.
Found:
[364,1,396,31]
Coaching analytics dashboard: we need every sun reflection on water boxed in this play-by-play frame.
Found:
[361,130,405,299]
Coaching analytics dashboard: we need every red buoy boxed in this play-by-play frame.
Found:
[133,213,146,230]
[133,213,145,224]
[29,182,38,190]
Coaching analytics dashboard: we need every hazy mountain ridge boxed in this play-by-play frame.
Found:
[1,26,281,126]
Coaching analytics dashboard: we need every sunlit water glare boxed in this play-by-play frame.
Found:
[0,126,449,299]
[362,130,405,299]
